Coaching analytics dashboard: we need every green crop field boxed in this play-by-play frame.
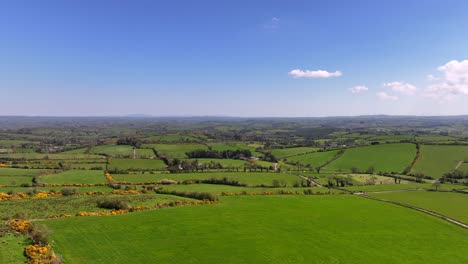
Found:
[40,170,107,185]
[113,172,299,186]
[89,145,134,157]
[108,158,167,171]
[44,195,468,264]
[370,191,468,223]
[411,145,468,178]
[270,146,320,159]
[325,143,416,173]
[286,150,338,167]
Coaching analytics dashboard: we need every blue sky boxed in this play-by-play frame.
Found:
[2,0,468,116]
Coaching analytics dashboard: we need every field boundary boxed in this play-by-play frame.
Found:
[357,193,468,229]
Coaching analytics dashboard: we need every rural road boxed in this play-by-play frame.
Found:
[297,174,323,187]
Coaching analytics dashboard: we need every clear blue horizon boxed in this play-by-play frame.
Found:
[2,0,468,117]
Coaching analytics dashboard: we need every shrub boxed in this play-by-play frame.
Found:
[156,189,218,201]
[30,224,50,246]
[97,199,130,210]
[61,187,79,196]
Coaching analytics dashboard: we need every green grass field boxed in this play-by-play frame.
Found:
[325,143,416,173]
[0,185,114,194]
[0,168,52,176]
[0,234,30,263]
[135,149,156,159]
[0,153,104,160]
[108,158,167,171]
[142,143,208,159]
[457,162,468,172]
[342,182,467,192]
[286,150,338,167]
[159,184,342,195]
[40,170,106,185]
[411,145,468,178]
[44,195,468,264]
[0,175,33,186]
[185,158,248,167]
[207,142,263,157]
[113,172,299,186]
[270,146,320,159]
[370,191,468,223]
[144,134,200,142]
[89,145,134,157]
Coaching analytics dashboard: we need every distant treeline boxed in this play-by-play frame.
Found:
[186,149,252,159]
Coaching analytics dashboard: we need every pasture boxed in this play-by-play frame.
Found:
[40,170,107,185]
[270,146,320,159]
[0,234,29,263]
[411,145,468,178]
[89,145,134,157]
[370,191,468,223]
[325,143,416,173]
[286,150,338,167]
[108,158,167,171]
[44,195,468,264]
[112,172,299,186]
[142,143,208,159]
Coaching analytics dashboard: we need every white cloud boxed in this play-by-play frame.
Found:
[349,85,369,93]
[289,69,343,78]
[383,81,417,95]
[264,17,280,30]
[376,92,398,101]
[425,60,468,102]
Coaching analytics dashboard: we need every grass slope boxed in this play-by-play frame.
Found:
[44,195,468,264]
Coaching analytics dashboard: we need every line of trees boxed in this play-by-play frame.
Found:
[186,149,252,159]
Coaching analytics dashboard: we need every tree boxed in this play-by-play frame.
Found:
[432,181,441,191]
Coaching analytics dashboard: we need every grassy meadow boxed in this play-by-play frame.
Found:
[325,143,416,173]
[370,190,468,223]
[411,145,468,178]
[44,195,468,264]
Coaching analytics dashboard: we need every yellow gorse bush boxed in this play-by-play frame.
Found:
[111,189,139,195]
[105,172,114,183]
[25,244,58,264]
[8,219,32,233]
